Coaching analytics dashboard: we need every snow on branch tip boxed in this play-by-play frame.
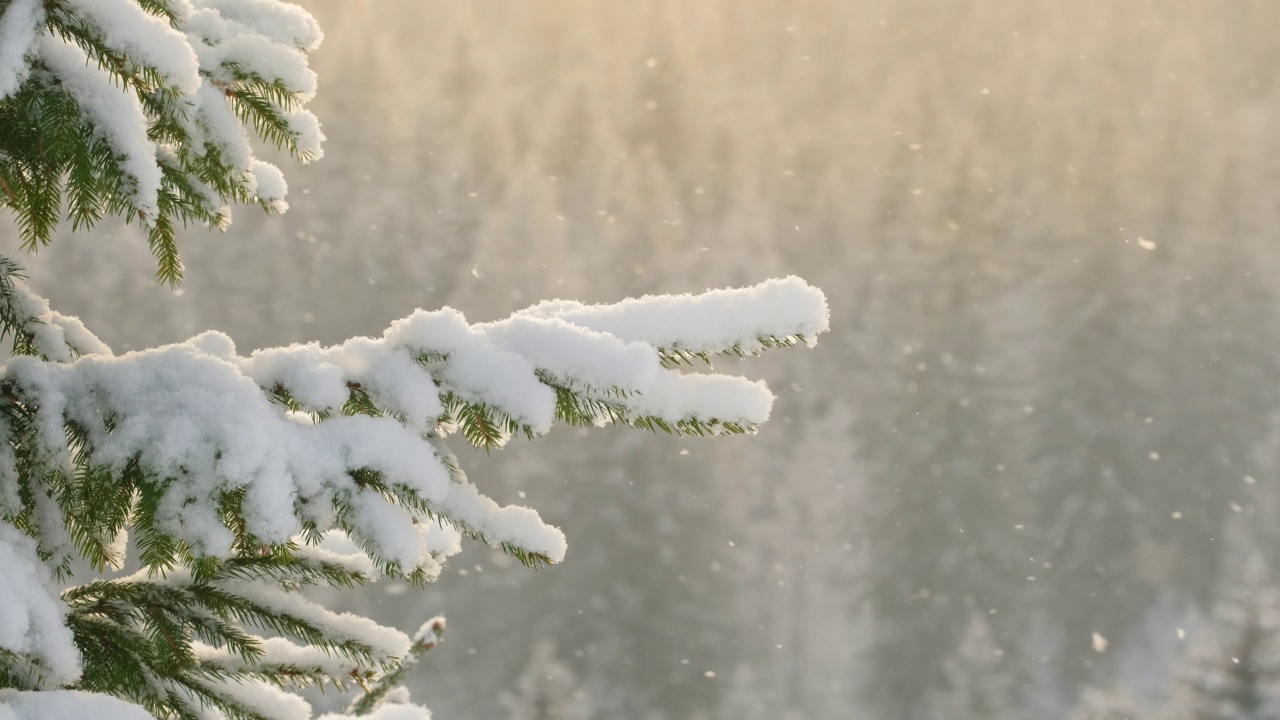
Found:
[515,275,831,359]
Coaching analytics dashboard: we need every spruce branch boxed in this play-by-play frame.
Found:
[440,392,530,452]
[0,256,33,350]
[0,0,325,280]
[655,333,812,368]
[537,371,756,437]
[347,617,445,716]
[0,5,829,720]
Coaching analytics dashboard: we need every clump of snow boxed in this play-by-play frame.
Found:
[0,524,82,688]
[347,493,437,570]
[193,676,311,720]
[480,315,660,392]
[0,690,156,720]
[218,577,412,661]
[293,530,380,578]
[36,35,163,222]
[621,372,775,428]
[186,82,255,172]
[414,616,446,643]
[436,480,567,563]
[518,275,830,354]
[285,108,325,160]
[420,518,463,561]
[7,283,113,362]
[384,308,556,433]
[196,0,324,51]
[60,0,202,93]
[0,0,43,100]
[241,341,348,411]
[187,329,238,359]
[250,159,290,213]
[47,309,113,358]
[187,6,318,100]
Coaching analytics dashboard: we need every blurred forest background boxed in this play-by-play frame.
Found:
[8,1,1280,718]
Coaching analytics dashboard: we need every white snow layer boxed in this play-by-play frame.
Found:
[195,0,324,51]
[193,635,365,680]
[186,7,318,101]
[7,283,112,363]
[250,159,290,212]
[194,676,312,720]
[0,0,42,100]
[383,308,558,433]
[60,0,202,93]
[188,82,256,172]
[0,690,156,720]
[218,578,412,660]
[479,315,660,392]
[36,35,164,222]
[2,344,544,567]
[0,524,81,689]
[518,275,830,355]
[0,671,435,719]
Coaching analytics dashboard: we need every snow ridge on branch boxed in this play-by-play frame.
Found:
[518,276,830,366]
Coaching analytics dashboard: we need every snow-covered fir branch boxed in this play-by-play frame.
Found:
[0,267,827,718]
[0,0,325,284]
[0,2,829,718]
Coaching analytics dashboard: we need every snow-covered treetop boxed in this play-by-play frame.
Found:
[0,0,326,284]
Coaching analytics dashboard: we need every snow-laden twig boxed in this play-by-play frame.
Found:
[516,275,830,361]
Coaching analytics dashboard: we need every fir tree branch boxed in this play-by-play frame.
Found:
[347,617,445,716]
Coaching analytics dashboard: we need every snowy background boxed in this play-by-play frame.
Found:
[7,0,1280,718]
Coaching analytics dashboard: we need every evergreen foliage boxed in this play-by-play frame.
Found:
[499,641,592,720]
[857,238,1028,719]
[927,610,1021,720]
[1166,554,1280,720]
[0,2,828,718]
[1022,235,1280,702]
[246,2,1280,716]
[1071,688,1146,720]
[0,0,323,285]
